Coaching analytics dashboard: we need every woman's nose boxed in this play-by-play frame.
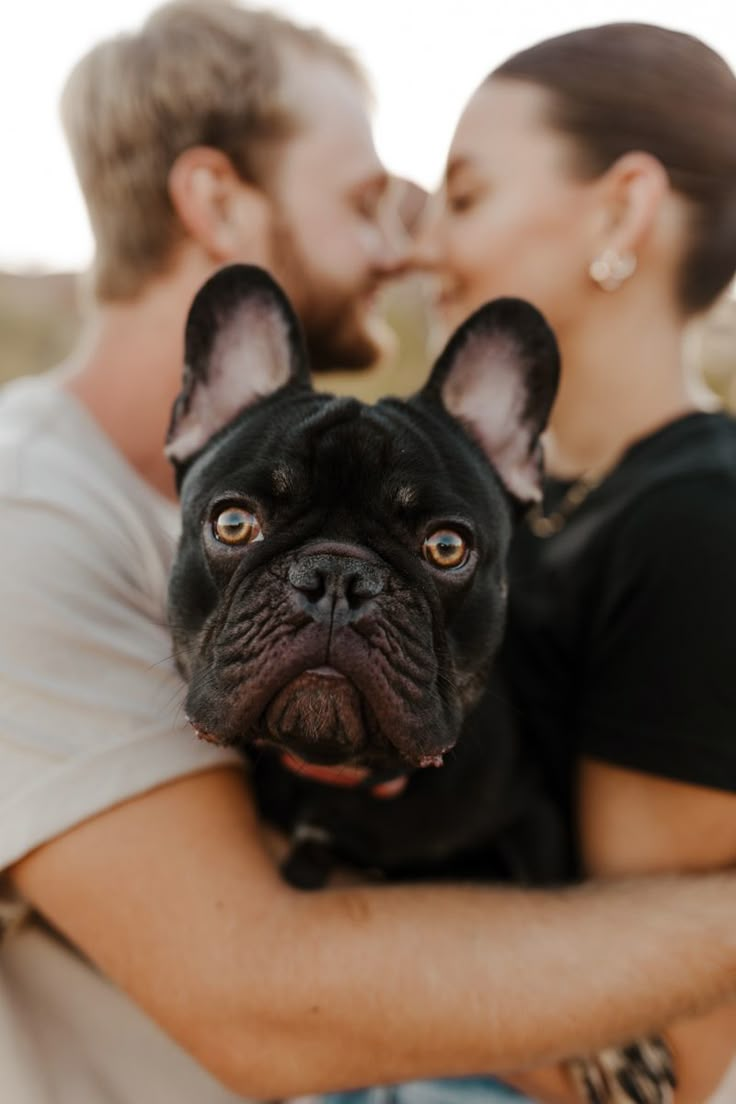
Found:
[409,195,444,272]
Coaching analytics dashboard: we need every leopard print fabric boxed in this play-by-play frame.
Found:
[567,1037,676,1103]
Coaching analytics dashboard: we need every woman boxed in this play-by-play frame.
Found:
[323,21,736,1104]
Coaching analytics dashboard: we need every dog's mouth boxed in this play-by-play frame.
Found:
[189,663,446,781]
[263,666,369,760]
[185,614,459,772]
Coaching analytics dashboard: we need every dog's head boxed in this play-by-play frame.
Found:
[167,265,558,773]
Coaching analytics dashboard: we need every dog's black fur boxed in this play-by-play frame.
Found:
[164,265,679,1099]
[166,264,569,887]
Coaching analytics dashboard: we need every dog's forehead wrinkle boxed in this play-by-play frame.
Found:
[197,390,336,497]
[294,395,362,441]
[378,398,466,474]
[382,404,505,510]
[301,405,394,489]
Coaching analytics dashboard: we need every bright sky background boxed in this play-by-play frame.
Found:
[2,0,734,272]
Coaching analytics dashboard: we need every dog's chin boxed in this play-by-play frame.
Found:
[187,642,461,770]
[262,668,372,766]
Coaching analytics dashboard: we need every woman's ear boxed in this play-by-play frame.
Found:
[594,151,670,257]
[168,147,272,262]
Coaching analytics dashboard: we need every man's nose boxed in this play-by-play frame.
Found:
[371,180,424,276]
[373,214,412,276]
[288,554,386,625]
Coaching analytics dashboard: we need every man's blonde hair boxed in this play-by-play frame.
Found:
[61,1,368,301]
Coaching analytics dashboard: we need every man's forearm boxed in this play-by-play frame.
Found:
[14,772,736,1101]
[209,874,736,1097]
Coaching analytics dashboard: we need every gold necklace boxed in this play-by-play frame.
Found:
[526,466,613,539]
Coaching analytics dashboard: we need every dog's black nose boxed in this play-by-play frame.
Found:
[288,554,385,625]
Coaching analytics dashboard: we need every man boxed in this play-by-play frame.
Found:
[1,3,736,1102]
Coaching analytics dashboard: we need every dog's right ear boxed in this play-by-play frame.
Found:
[166,264,310,465]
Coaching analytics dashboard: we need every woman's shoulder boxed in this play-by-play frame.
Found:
[608,462,736,590]
[625,409,735,506]
[524,413,736,573]
[619,410,736,491]
[598,412,736,545]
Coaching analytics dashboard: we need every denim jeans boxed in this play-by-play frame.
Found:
[296,1077,529,1103]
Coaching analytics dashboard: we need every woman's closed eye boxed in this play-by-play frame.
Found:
[447,190,479,215]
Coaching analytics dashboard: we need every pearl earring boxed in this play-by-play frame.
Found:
[589,249,637,291]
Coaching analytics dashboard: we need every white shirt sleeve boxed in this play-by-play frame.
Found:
[0,492,241,875]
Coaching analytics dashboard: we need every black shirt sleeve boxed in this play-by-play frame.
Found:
[579,474,736,791]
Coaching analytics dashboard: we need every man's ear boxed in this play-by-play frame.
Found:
[168,146,272,261]
[420,299,560,503]
[166,264,311,465]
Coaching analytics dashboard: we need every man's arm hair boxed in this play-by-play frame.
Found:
[11,767,736,1099]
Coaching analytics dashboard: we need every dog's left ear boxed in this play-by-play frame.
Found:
[420,298,560,503]
[166,264,310,465]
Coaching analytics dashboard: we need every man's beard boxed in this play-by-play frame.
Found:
[268,218,383,372]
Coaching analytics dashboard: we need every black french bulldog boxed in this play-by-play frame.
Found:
[165,262,568,888]
[165,265,677,1102]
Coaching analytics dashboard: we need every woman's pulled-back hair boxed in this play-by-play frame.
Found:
[492,23,736,314]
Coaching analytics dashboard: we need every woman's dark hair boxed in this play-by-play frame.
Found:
[492,23,736,314]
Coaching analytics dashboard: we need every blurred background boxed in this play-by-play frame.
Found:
[1,0,734,402]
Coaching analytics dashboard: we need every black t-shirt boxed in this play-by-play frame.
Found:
[501,411,736,834]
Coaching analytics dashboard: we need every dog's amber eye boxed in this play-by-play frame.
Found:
[423,529,468,569]
[212,507,263,546]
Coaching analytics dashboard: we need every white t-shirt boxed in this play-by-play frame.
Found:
[0,373,247,1102]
